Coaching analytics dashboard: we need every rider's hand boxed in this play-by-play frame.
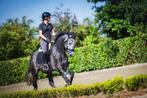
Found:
[39,30,50,43]
[44,39,50,43]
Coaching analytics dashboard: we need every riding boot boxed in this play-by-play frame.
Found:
[43,53,49,70]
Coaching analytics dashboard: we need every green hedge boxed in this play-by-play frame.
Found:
[0,57,29,85]
[0,74,147,98]
[100,77,124,94]
[125,74,147,91]
[0,57,55,85]
[0,35,146,85]
[69,34,147,72]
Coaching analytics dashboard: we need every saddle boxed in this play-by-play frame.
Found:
[36,48,51,70]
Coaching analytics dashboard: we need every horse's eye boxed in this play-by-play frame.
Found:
[69,42,72,45]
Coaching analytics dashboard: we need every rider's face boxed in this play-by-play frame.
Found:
[44,17,51,24]
[46,17,50,21]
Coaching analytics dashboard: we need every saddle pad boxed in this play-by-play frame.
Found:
[36,52,44,65]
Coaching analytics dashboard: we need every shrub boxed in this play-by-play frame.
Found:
[0,84,100,98]
[100,77,124,94]
[0,57,29,85]
[69,35,147,72]
[0,17,39,60]
[124,74,147,91]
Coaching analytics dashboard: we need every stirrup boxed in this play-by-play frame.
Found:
[43,64,49,71]
[38,47,43,52]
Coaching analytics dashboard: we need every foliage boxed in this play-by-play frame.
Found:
[52,4,78,32]
[0,35,146,85]
[0,57,29,85]
[124,74,147,91]
[0,17,39,60]
[74,17,99,47]
[100,77,123,94]
[1,74,147,98]
[69,35,147,72]
[88,0,147,39]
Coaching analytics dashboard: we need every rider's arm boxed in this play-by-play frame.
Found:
[52,26,56,36]
[39,24,47,41]
[39,30,47,41]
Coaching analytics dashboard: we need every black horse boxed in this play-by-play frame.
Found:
[25,32,76,89]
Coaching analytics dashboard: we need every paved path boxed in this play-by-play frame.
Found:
[0,63,147,94]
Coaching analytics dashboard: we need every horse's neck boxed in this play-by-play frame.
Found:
[52,35,66,54]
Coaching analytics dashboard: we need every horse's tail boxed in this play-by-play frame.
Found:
[25,54,33,86]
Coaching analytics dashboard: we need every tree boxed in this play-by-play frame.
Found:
[88,0,147,39]
[0,17,38,60]
[72,14,78,31]
[52,4,78,32]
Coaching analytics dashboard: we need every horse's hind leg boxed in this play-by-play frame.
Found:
[32,73,38,90]
[47,71,56,88]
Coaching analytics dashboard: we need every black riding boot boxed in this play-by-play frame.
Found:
[43,53,49,70]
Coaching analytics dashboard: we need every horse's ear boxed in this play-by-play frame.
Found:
[64,35,68,42]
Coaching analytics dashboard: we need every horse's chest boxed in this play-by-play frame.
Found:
[52,51,67,63]
[62,57,68,64]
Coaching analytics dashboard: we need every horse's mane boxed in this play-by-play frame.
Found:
[54,32,68,42]
[54,32,76,43]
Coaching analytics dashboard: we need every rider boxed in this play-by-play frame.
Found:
[39,12,54,70]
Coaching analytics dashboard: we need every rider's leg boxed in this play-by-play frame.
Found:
[40,39,49,70]
[43,52,48,64]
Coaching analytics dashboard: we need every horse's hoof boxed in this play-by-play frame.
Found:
[51,85,56,88]
[50,83,56,88]
[52,85,56,88]
[65,84,70,87]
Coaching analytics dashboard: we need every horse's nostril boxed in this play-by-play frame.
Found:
[68,50,74,56]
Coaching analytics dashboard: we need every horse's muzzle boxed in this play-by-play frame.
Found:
[68,49,74,56]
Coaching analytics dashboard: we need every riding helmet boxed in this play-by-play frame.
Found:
[42,12,51,20]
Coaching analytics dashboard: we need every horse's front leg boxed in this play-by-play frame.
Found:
[62,60,74,85]
[57,66,71,86]
[66,69,74,85]
[47,71,56,88]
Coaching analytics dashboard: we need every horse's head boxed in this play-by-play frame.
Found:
[64,32,76,56]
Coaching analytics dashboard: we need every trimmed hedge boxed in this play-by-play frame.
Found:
[0,74,147,98]
[0,57,29,85]
[0,57,57,86]
[100,77,124,94]
[69,34,147,72]
[0,35,146,85]
[125,74,147,91]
